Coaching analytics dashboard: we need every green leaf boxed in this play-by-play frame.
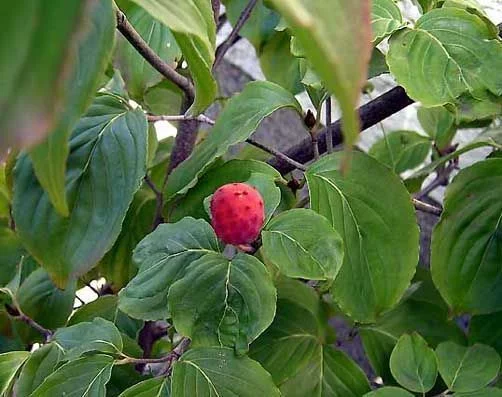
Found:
[364,387,414,397]
[279,346,371,397]
[143,80,183,116]
[266,0,372,152]
[115,5,181,100]
[107,364,150,397]
[368,130,432,173]
[0,351,30,395]
[168,159,281,222]
[262,208,344,280]
[16,344,63,397]
[0,1,96,154]
[166,81,301,199]
[250,278,327,384]
[171,347,280,397]
[68,296,120,325]
[118,377,169,397]
[371,0,404,43]
[244,172,282,224]
[129,0,216,114]
[417,106,457,150]
[455,92,502,125]
[453,389,502,397]
[31,354,114,397]
[16,268,76,332]
[224,0,280,48]
[13,94,148,288]
[99,189,156,291]
[360,282,465,382]
[119,217,220,320]
[387,8,502,107]
[259,31,303,94]
[53,318,123,361]
[436,342,501,392]
[306,151,420,322]
[0,228,24,286]
[431,159,502,314]
[390,333,438,393]
[29,0,115,216]
[369,48,389,79]
[169,252,276,352]
[469,311,502,356]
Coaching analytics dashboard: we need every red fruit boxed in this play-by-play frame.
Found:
[210,183,265,245]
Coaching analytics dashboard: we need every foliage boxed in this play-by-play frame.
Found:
[0,0,501,396]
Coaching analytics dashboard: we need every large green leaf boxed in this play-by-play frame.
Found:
[365,387,414,397]
[436,342,501,393]
[368,130,432,174]
[306,151,419,322]
[31,354,114,397]
[371,0,404,43]
[53,317,123,361]
[129,0,216,114]
[166,81,301,199]
[169,252,276,352]
[469,311,502,356]
[16,268,76,332]
[387,8,502,107]
[118,377,169,397]
[16,344,63,397]
[262,208,344,280]
[223,0,280,48]
[389,333,438,393]
[279,346,371,397]
[13,94,148,288]
[431,159,502,314]
[417,106,457,150]
[250,278,327,384]
[119,217,220,320]
[0,228,24,286]
[99,189,156,291]
[0,1,93,155]
[171,347,280,396]
[259,31,303,94]
[29,0,115,216]
[360,272,465,382]
[266,0,372,152]
[0,351,30,395]
[168,159,281,222]
[115,5,181,100]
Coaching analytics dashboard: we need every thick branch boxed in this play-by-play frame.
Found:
[5,303,52,341]
[167,97,200,175]
[116,10,194,101]
[268,86,414,174]
[213,0,257,69]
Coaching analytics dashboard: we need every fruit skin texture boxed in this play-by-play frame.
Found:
[210,183,265,245]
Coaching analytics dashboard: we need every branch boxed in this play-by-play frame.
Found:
[268,86,414,174]
[325,96,333,153]
[412,198,442,216]
[213,0,258,69]
[246,138,307,171]
[147,114,215,125]
[144,175,164,228]
[5,303,52,342]
[116,10,194,101]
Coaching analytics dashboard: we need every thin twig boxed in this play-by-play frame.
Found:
[144,175,164,229]
[412,198,442,216]
[116,10,194,101]
[147,114,215,125]
[246,138,307,172]
[213,0,258,69]
[415,162,456,200]
[117,337,190,372]
[5,303,53,341]
[325,97,333,154]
